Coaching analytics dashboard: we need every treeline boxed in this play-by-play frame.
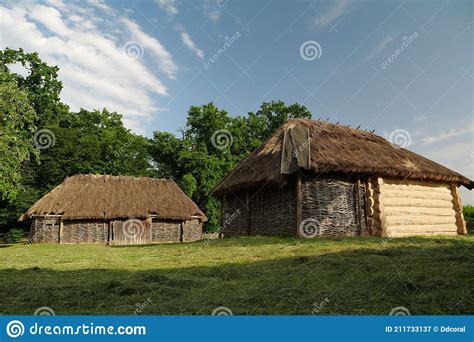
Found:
[0,48,311,232]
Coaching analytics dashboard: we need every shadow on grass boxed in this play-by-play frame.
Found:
[1,242,473,315]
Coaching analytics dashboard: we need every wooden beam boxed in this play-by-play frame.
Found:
[219,195,225,238]
[246,188,251,236]
[58,219,64,244]
[355,177,363,235]
[296,173,302,237]
[450,182,467,235]
[363,178,369,234]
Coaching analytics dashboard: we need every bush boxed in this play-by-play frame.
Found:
[463,205,474,222]
[6,228,25,243]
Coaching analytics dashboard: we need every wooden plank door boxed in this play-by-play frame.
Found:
[112,218,151,245]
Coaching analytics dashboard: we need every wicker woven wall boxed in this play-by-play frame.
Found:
[250,183,296,236]
[62,220,109,243]
[221,175,366,237]
[183,218,202,241]
[30,217,202,244]
[301,176,361,237]
[29,217,60,243]
[222,183,296,237]
[221,191,249,237]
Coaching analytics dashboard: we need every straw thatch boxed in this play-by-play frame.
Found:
[20,175,206,221]
[213,119,472,195]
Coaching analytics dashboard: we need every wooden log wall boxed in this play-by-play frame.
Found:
[378,178,459,237]
[450,183,467,235]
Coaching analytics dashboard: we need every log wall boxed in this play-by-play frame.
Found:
[377,178,460,237]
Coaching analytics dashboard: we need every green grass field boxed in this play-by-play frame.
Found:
[1,236,473,315]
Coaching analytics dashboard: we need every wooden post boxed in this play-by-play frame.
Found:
[219,195,225,238]
[58,218,64,244]
[296,173,302,237]
[450,182,467,235]
[180,221,185,242]
[355,177,363,235]
[363,178,369,234]
[373,177,387,237]
[246,188,251,236]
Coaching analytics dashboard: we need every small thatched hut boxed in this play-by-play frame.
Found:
[212,119,472,238]
[20,175,206,244]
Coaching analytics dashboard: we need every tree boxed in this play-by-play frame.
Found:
[0,48,69,125]
[34,108,152,191]
[0,69,38,202]
[149,101,312,231]
[247,100,312,149]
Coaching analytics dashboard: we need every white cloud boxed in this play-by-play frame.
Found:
[203,0,223,22]
[365,34,396,62]
[316,0,352,28]
[122,18,178,79]
[156,0,179,16]
[180,31,204,59]
[419,126,474,146]
[0,2,176,133]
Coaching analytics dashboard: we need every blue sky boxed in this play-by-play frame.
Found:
[0,0,473,202]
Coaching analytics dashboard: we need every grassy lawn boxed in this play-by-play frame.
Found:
[0,236,473,315]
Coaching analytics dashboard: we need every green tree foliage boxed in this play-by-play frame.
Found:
[1,47,312,234]
[150,101,311,231]
[0,49,151,232]
[0,48,68,125]
[34,108,152,191]
[0,69,38,202]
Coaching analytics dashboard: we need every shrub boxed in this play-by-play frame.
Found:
[6,228,25,243]
[463,205,474,222]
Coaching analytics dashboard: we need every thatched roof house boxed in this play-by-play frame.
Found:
[213,118,472,238]
[21,175,206,244]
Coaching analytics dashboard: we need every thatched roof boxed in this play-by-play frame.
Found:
[20,175,206,221]
[213,119,473,195]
